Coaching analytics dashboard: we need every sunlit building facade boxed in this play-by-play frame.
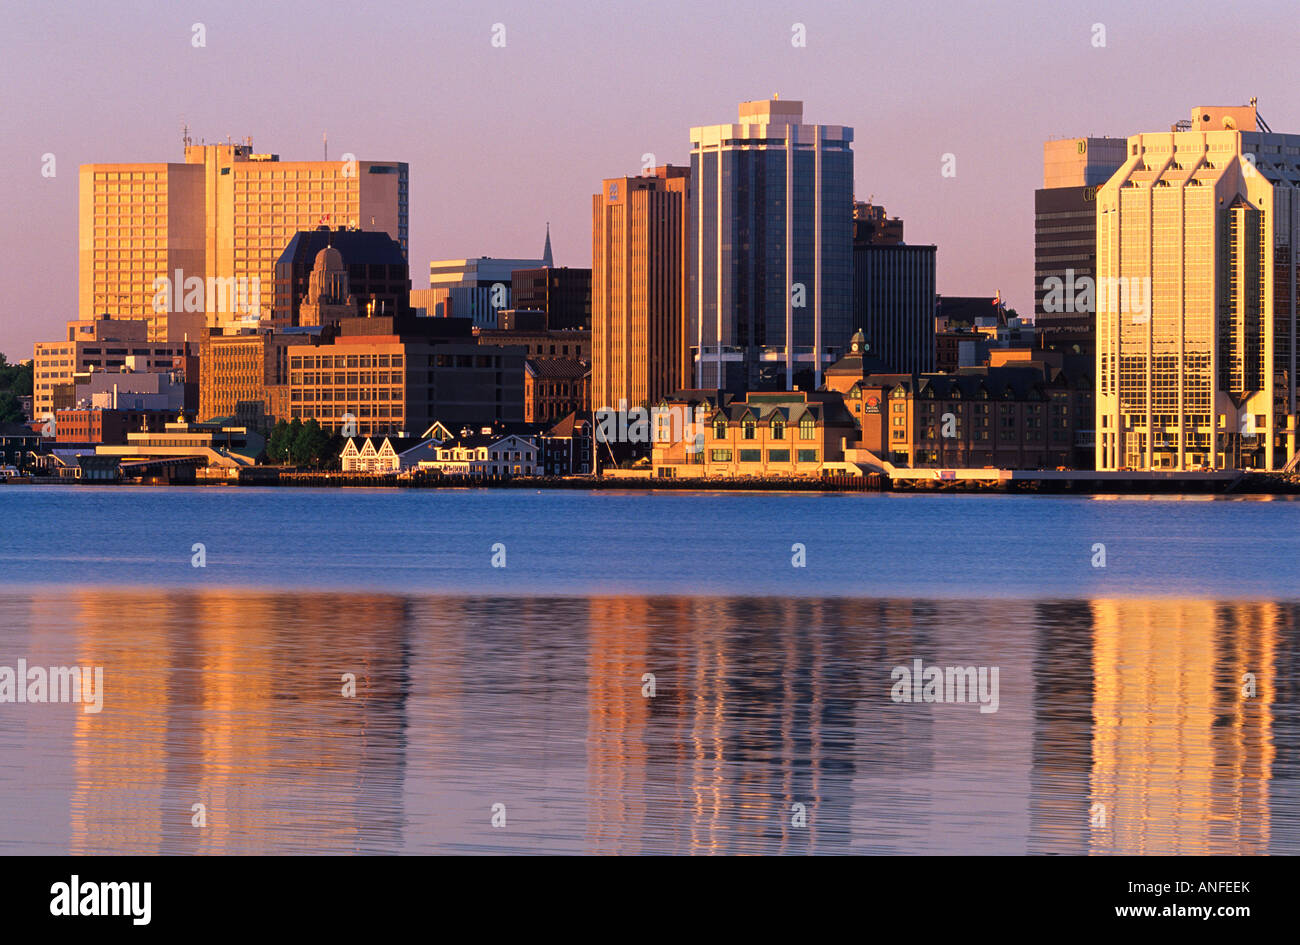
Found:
[689,98,854,392]
[80,141,407,341]
[1095,104,1300,471]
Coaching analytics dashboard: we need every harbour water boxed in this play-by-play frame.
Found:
[1,486,1297,853]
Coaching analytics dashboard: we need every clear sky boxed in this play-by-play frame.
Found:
[1,0,1296,358]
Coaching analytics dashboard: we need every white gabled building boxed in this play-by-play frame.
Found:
[341,435,416,473]
[416,432,539,477]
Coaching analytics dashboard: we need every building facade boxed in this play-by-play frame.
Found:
[592,166,690,411]
[651,389,857,478]
[690,98,854,391]
[285,316,524,437]
[80,141,407,340]
[852,236,937,374]
[1095,104,1300,471]
[33,316,190,421]
[511,266,592,330]
[1034,137,1127,367]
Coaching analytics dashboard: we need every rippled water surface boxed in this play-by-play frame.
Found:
[0,487,1297,853]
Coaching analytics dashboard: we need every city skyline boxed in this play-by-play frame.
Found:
[3,0,1298,357]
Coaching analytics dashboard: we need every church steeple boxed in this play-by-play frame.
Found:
[542,222,553,267]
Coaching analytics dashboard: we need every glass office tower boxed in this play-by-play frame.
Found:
[689,99,854,391]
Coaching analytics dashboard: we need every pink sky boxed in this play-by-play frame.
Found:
[2,0,1296,357]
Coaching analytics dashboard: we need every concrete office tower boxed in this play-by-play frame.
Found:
[79,140,408,341]
[1034,137,1127,362]
[1095,103,1300,472]
[851,201,936,374]
[592,166,690,409]
[689,98,854,391]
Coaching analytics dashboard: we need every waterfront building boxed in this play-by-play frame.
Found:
[835,360,1089,470]
[539,412,593,476]
[689,98,854,391]
[416,431,539,477]
[592,165,691,411]
[650,388,857,478]
[1095,103,1300,472]
[80,140,407,340]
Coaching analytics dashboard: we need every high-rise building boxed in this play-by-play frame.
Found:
[1034,137,1127,365]
[689,98,854,391]
[592,166,690,409]
[79,141,407,341]
[1095,103,1300,472]
[851,201,936,375]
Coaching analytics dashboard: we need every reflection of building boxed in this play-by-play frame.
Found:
[1095,104,1300,471]
[61,590,410,854]
[1087,599,1279,854]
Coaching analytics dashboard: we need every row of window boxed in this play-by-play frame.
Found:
[708,449,819,463]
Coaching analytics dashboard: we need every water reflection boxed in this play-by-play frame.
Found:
[0,590,1295,854]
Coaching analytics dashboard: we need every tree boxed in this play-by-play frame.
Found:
[266,419,292,465]
[0,391,23,425]
[292,419,331,467]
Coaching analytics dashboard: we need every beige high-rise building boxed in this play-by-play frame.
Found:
[1095,103,1300,471]
[592,165,689,410]
[79,140,407,342]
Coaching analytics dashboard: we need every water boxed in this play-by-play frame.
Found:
[0,486,1297,854]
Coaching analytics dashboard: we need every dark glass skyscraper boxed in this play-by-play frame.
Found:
[689,99,854,391]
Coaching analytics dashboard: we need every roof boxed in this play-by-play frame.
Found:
[276,227,407,270]
[526,357,590,380]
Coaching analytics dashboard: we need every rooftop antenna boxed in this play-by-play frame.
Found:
[323,131,328,162]
[182,122,191,149]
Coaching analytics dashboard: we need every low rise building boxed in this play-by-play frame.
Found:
[415,431,539,477]
[651,389,857,479]
[524,357,590,424]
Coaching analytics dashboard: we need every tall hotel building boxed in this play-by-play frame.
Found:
[1034,137,1127,362]
[79,140,407,342]
[1095,104,1300,472]
[689,98,854,391]
[592,165,690,409]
